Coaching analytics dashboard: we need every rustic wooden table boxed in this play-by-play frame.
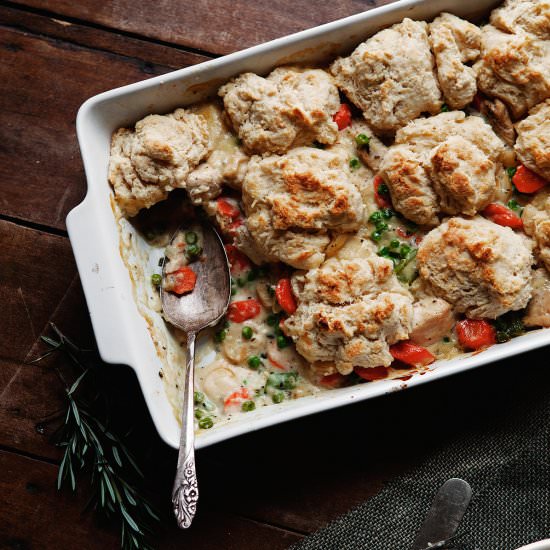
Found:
[2,1,547,549]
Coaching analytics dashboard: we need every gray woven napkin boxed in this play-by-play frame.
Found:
[291,356,550,550]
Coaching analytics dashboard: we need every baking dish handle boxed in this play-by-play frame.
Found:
[66,196,134,366]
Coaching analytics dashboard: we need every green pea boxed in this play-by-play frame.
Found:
[151,273,162,286]
[231,287,237,296]
[400,244,412,258]
[276,335,289,349]
[194,391,205,404]
[369,211,383,223]
[507,199,520,211]
[186,244,202,259]
[214,329,227,343]
[237,277,246,287]
[242,326,253,340]
[248,355,262,369]
[266,314,278,327]
[390,239,400,249]
[443,336,450,343]
[441,103,450,112]
[247,269,258,282]
[203,399,215,412]
[185,231,198,244]
[371,231,382,242]
[194,409,204,419]
[507,166,517,180]
[355,133,371,148]
[381,208,394,219]
[241,400,256,412]
[272,391,285,404]
[377,182,389,196]
[266,372,297,391]
[198,417,214,429]
[375,221,388,232]
[378,247,390,257]
[349,157,361,170]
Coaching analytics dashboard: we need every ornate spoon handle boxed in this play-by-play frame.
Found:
[172,332,199,529]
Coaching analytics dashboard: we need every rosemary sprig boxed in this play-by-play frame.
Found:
[34,323,159,550]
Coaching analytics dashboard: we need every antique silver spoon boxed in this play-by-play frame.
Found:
[161,222,231,529]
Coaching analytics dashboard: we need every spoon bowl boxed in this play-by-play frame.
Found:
[161,222,231,529]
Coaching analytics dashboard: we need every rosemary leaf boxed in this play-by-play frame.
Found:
[123,485,137,507]
[120,505,142,534]
[33,325,159,550]
[113,446,123,468]
[70,399,81,426]
[104,472,116,504]
[68,370,88,396]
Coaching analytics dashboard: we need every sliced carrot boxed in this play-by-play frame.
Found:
[217,198,240,219]
[319,373,347,388]
[354,366,389,381]
[275,278,297,315]
[389,341,435,367]
[224,387,250,409]
[373,175,392,208]
[268,354,287,371]
[171,267,197,295]
[456,319,496,351]
[224,244,250,273]
[332,104,352,131]
[227,299,261,323]
[482,203,523,229]
[512,165,548,194]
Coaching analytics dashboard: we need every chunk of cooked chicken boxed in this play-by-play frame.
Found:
[524,268,550,327]
[429,13,482,109]
[380,111,506,226]
[285,234,413,374]
[108,109,211,217]
[330,18,442,134]
[219,66,340,155]
[417,216,533,318]
[478,97,517,147]
[474,15,550,119]
[523,188,550,272]
[186,103,249,204]
[515,99,550,181]
[186,149,248,204]
[409,297,456,346]
[241,147,365,269]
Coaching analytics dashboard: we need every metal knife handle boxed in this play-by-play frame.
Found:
[172,332,199,529]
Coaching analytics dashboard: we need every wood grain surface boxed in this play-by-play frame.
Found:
[7,0,395,55]
[2,1,547,549]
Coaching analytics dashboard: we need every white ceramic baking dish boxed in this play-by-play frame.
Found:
[67,0,550,450]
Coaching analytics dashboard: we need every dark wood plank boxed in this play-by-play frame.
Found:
[0,25,203,231]
[0,449,302,549]
[7,0,397,55]
[0,358,64,460]
[0,5,210,69]
[0,220,77,363]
